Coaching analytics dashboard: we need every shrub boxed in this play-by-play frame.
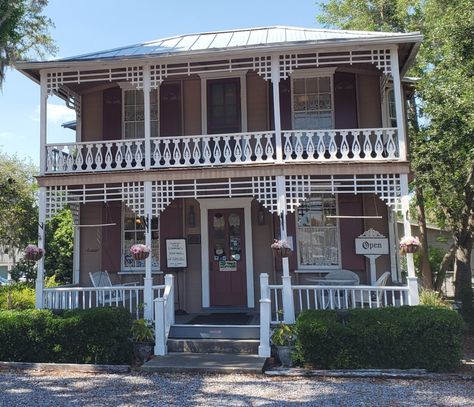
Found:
[294,306,464,372]
[0,307,133,364]
[419,289,451,308]
[0,284,35,310]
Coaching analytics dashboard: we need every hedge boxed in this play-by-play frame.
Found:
[294,306,464,372]
[0,307,133,364]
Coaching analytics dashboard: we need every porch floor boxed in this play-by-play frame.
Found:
[140,353,266,374]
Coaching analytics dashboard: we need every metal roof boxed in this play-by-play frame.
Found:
[56,26,419,62]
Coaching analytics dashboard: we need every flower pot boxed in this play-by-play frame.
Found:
[276,345,294,367]
[133,342,154,364]
[272,247,291,258]
[25,252,43,261]
[132,251,150,261]
[401,244,419,254]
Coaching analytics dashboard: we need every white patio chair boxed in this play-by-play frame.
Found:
[354,271,391,308]
[89,271,138,306]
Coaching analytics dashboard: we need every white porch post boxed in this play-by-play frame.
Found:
[143,181,153,320]
[400,174,420,305]
[143,65,151,170]
[39,71,48,175]
[276,176,295,323]
[271,54,284,163]
[258,273,271,357]
[35,187,46,308]
[387,207,399,282]
[390,46,407,161]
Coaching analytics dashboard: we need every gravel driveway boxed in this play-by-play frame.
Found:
[0,370,473,406]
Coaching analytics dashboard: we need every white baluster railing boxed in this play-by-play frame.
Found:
[151,131,276,168]
[283,128,399,162]
[43,286,145,318]
[291,285,410,314]
[154,274,174,356]
[45,138,146,173]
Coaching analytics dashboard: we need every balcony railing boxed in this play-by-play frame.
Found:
[44,128,400,174]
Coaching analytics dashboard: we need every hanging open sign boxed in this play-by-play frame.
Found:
[355,229,389,255]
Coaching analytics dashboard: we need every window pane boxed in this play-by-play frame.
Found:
[306,78,318,93]
[124,106,135,121]
[293,78,305,94]
[319,77,331,92]
[319,93,332,110]
[124,91,135,106]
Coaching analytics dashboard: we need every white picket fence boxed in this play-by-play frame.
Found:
[154,275,174,356]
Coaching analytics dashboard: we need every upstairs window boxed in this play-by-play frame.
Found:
[292,70,334,130]
[387,89,397,127]
[207,78,242,134]
[123,89,159,139]
[296,195,340,269]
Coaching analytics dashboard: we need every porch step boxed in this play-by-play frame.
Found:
[167,338,259,355]
[140,353,266,374]
[169,324,260,340]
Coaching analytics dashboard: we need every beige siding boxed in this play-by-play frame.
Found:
[246,73,268,131]
[357,74,382,128]
[183,77,201,135]
[81,91,103,142]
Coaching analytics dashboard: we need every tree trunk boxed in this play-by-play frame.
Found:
[433,245,455,292]
[415,186,433,288]
[454,235,473,312]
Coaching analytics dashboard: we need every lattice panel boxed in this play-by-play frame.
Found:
[285,174,401,212]
[45,182,145,220]
[279,48,392,79]
[46,65,144,93]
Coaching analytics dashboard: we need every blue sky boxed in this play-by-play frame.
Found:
[0,0,323,166]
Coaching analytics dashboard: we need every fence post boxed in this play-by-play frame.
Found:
[154,298,166,356]
[281,258,295,323]
[258,273,271,357]
[165,274,175,326]
[407,277,420,305]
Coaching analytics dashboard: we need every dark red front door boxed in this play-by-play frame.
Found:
[208,209,246,307]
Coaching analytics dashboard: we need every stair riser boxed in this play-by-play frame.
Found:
[169,325,259,340]
[167,340,259,355]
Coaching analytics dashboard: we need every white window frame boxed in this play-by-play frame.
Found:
[290,67,336,130]
[198,71,248,135]
[121,204,161,273]
[295,194,342,272]
[119,83,160,139]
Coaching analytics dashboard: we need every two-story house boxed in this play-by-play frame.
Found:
[16,26,422,357]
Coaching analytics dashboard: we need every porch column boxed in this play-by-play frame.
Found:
[276,175,295,323]
[143,181,153,320]
[271,54,284,163]
[39,71,48,175]
[143,65,151,170]
[387,207,399,282]
[390,46,407,161]
[400,174,420,305]
[35,187,46,308]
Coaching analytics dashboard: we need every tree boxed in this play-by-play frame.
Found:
[317,0,474,310]
[0,151,38,256]
[0,0,56,86]
[44,208,74,284]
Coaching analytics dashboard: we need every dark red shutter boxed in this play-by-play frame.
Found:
[102,87,122,140]
[268,78,292,130]
[160,200,184,273]
[334,72,358,129]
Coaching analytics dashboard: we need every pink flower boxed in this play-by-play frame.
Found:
[399,236,421,248]
[130,244,151,255]
[24,245,45,256]
[271,239,291,250]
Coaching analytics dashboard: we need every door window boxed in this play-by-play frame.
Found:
[207,78,241,134]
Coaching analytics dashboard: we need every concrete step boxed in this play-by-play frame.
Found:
[167,338,259,354]
[169,324,260,340]
[140,352,266,374]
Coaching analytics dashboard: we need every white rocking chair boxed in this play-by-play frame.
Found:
[354,271,391,308]
[89,271,138,306]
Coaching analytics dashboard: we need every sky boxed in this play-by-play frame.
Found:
[0,0,323,167]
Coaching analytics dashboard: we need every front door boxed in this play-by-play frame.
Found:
[208,209,246,307]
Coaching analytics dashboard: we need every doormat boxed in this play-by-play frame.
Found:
[187,313,253,325]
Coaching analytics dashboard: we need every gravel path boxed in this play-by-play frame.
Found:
[0,370,473,406]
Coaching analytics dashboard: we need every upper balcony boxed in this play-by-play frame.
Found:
[16,27,420,177]
[45,127,400,174]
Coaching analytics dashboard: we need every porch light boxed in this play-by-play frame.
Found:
[187,205,196,228]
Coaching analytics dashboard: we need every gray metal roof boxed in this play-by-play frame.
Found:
[57,26,418,62]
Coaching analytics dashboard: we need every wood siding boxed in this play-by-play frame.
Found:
[357,74,382,128]
[81,91,103,142]
[183,77,201,135]
[246,73,268,131]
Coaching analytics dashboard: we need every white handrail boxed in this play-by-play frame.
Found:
[154,274,174,356]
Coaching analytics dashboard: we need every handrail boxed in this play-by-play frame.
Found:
[154,274,174,356]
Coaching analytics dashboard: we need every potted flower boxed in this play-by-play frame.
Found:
[271,239,292,257]
[130,244,151,261]
[399,236,421,254]
[23,245,45,261]
[271,321,297,367]
[131,319,154,364]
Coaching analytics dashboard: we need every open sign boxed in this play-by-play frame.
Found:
[355,229,389,255]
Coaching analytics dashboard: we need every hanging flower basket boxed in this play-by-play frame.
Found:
[399,236,421,255]
[24,245,44,261]
[130,244,151,261]
[271,240,292,258]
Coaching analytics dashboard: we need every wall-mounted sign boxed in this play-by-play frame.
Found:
[355,229,389,255]
[219,260,237,272]
[166,239,187,268]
